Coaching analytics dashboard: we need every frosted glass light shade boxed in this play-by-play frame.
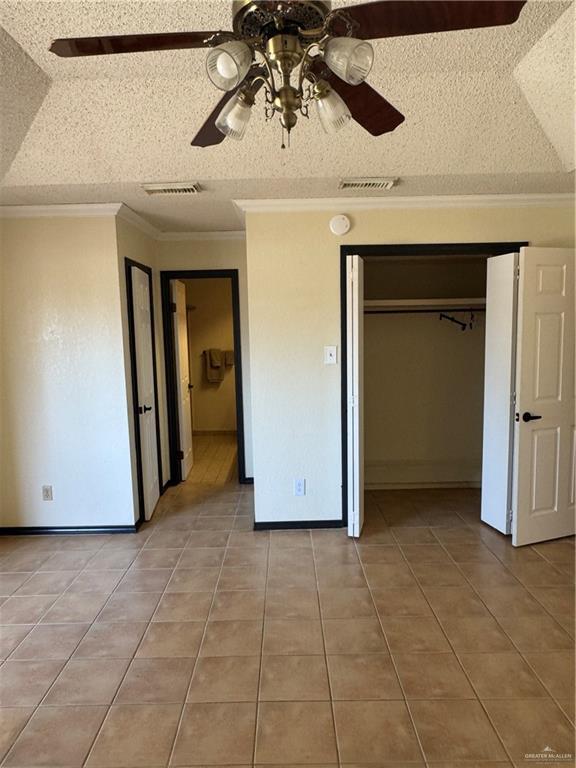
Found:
[206,42,252,91]
[323,37,374,85]
[216,93,252,140]
[315,86,351,134]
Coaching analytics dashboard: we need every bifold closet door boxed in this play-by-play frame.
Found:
[132,266,160,521]
[346,254,364,537]
[481,252,518,534]
[512,247,575,546]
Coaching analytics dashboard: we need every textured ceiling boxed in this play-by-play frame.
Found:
[514,5,575,170]
[0,0,573,231]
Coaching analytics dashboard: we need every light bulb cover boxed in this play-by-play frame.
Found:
[322,37,374,85]
[215,91,253,140]
[206,41,253,91]
[314,81,351,134]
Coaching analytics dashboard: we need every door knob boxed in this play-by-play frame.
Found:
[522,411,542,422]
[141,405,152,413]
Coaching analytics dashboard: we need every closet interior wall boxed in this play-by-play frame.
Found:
[364,256,487,489]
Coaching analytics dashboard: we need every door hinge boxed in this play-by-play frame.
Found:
[176,450,184,460]
[507,509,513,525]
[516,265,520,279]
[170,302,177,313]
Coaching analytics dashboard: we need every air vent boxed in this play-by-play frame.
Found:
[142,182,202,196]
[339,177,398,191]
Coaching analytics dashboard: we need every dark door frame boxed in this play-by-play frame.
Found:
[125,258,164,525]
[339,241,530,526]
[160,269,251,485]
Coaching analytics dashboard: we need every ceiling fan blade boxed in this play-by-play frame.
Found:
[191,65,266,148]
[50,31,227,57]
[329,1,526,40]
[310,60,404,136]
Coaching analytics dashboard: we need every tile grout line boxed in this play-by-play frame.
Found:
[310,530,343,767]
[353,514,430,768]
[165,489,242,768]
[251,511,271,767]
[81,530,190,768]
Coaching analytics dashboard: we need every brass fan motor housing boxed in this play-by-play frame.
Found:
[232,0,331,40]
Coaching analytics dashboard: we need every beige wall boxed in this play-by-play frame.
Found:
[246,203,575,524]
[185,278,236,432]
[0,215,136,527]
[365,313,485,487]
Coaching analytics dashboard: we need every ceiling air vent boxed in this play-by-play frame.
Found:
[142,182,202,196]
[338,177,398,191]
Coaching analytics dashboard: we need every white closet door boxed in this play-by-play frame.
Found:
[172,280,194,481]
[512,247,575,546]
[347,254,364,537]
[481,252,518,534]
[132,266,160,521]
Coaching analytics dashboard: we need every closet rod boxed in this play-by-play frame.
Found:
[364,308,486,315]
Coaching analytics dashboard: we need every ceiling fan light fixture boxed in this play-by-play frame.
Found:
[206,41,253,91]
[314,80,351,134]
[322,37,374,85]
[215,91,253,140]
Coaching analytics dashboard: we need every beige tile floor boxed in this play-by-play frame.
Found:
[0,481,574,767]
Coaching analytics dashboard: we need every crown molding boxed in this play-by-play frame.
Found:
[0,203,123,219]
[157,230,245,241]
[233,192,575,214]
[116,203,160,238]
[0,203,246,241]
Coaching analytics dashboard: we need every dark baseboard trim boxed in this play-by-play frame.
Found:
[161,480,176,494]
[0,524,139,536]
[241,477,254,485]
[254,519,344,530]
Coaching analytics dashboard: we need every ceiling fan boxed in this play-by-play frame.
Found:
[50,0,527,147]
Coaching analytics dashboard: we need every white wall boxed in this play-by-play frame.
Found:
[185,278,236,433]
[245,202,575,525]
[0,216,136,527]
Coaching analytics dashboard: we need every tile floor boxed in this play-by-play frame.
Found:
[0,483,574,767]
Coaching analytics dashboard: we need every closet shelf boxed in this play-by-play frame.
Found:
[364,297,486,313]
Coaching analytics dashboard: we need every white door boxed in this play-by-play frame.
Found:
[131,266,160,520]
[481,252,518,534]
[172,280,194,480]
[513,247,575,546]
[347,254,364,537]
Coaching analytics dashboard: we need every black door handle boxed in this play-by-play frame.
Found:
[139,405,152,414]
[522,411,542,422]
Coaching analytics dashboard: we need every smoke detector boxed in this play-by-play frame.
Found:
[338,177,398,191]
[142,182,202,196]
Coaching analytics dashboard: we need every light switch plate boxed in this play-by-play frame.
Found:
[324,345,338,365]
[294,478,306,497]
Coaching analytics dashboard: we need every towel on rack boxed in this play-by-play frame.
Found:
[209,348,222,368]
[224,350,234,367]
[204,349,224,383]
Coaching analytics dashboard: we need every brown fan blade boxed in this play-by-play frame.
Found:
[191,66,266,148]
[310,60,404,136]
[50,31,227,57]
[330,1,526,40]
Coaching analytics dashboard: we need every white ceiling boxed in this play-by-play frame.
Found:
[0,0,573,231]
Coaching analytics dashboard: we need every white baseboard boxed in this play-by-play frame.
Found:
[365,459,482,489]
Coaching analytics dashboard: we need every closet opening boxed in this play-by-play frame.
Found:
[161,269,249,487]
[340,242,528,534]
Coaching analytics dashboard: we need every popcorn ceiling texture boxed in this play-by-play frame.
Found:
[0,0,573,230]
[514,4,575,171]
[0,26,50,178]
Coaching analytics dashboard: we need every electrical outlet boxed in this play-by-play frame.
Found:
[294,478,306,497]
[42,485,53,501]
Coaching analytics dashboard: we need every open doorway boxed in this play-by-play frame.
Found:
[161,269,249,486]
[341,243,575,546]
